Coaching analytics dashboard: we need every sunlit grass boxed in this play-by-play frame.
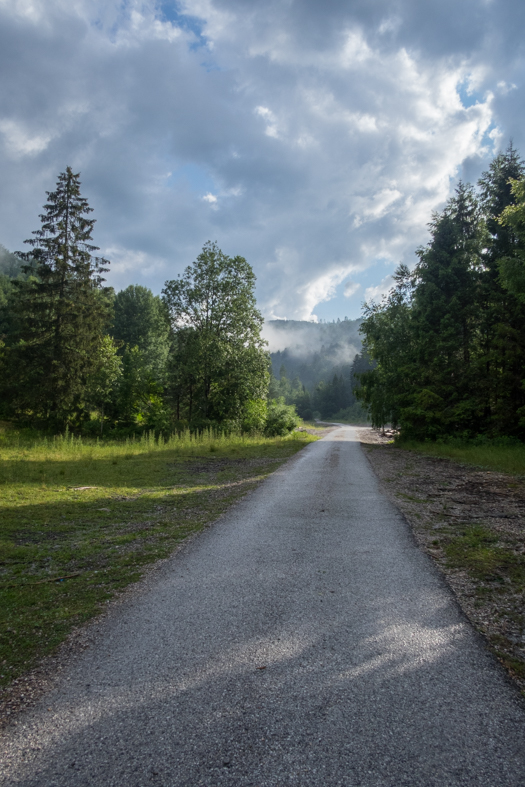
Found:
[0,428,317,688]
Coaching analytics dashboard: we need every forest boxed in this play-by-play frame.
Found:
[0,168,302,437]
[269,350,371,423]
[266,317,370,421]
[0,168,374,435]
[5,143,524,442]
[358,143,525,441]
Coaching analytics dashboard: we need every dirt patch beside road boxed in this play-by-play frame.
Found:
[358,428,525,694]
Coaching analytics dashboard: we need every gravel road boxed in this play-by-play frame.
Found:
[2,426,525,786]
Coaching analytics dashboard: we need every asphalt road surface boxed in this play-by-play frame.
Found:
[2,426,525,786]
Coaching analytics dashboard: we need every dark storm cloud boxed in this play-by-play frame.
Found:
[0,0,523,319]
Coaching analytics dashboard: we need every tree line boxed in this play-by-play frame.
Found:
[270,355,371,422]
[357,143,525,440]
[0,168,297,436]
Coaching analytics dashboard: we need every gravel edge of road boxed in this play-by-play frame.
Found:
[357,427,525,699]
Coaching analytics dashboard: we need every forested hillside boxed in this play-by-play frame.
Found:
[359,143,525,440]
[266,318,362,387]
[264,319,371,422]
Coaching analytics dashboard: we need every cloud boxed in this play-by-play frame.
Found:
[0,0,523,321]
[364,276,395,304]
[344,281,361,298]
[0,119,54,158]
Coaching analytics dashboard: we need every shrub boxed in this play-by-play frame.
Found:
[242,398,267,433]
[264,398,298,436]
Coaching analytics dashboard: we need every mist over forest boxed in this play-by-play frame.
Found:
[264,318,362,388]
[263,318,370,423]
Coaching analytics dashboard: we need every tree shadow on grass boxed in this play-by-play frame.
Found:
[0,473,269,688]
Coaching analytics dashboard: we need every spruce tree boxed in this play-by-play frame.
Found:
[410,182,483,435]
[478,143,525,434]
[7,167,110,427]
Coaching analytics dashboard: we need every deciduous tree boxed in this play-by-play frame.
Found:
[162,242,269,426]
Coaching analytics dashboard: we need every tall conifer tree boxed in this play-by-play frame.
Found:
[478,143,525,433]
[411,182,483,434]
[7,167,110,426]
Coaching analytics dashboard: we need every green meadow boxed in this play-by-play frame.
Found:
[0,427,317,688]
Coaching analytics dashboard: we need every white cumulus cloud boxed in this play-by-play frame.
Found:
[0,0,524,320]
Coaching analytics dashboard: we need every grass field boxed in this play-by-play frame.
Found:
[400,440,525,476]
[0,428,317,689]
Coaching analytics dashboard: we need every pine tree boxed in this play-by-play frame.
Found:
[7,167,110,427]
[410,182,483,435]
[478,143,525,434]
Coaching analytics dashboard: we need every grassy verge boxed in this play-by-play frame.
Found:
[399,439,525,476]
[363,439,525,691]
[0,428,317,690]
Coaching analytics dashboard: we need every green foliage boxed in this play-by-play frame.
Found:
[3,168,111,428]
[85,335,123,433]
[114,345,165,429]
[269,365,313,418]
[0,244,35,343]
[477,142,525,436]
[163,242,269,427]
[0,244,24,278]
[498,178,525,302]
[357,265,414,430]
[358,149,525,441]
[264,397,299,436]
[111,285,170,381]
[241,398,268,433]
[313,374,350,419]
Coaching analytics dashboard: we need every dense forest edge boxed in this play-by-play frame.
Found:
[358,142,525,444]
[3,143,525,443]
[0,168,369,438]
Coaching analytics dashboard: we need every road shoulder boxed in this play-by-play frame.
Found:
[357,427,525,695]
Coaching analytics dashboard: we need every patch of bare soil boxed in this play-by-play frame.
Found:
[359,428,525,693]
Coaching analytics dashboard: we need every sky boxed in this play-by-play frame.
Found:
[1,0,524,322]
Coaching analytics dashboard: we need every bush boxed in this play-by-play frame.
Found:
[264,398,298,436]
[242,398,267,433]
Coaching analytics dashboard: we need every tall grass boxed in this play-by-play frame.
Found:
[0,426,302,467]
